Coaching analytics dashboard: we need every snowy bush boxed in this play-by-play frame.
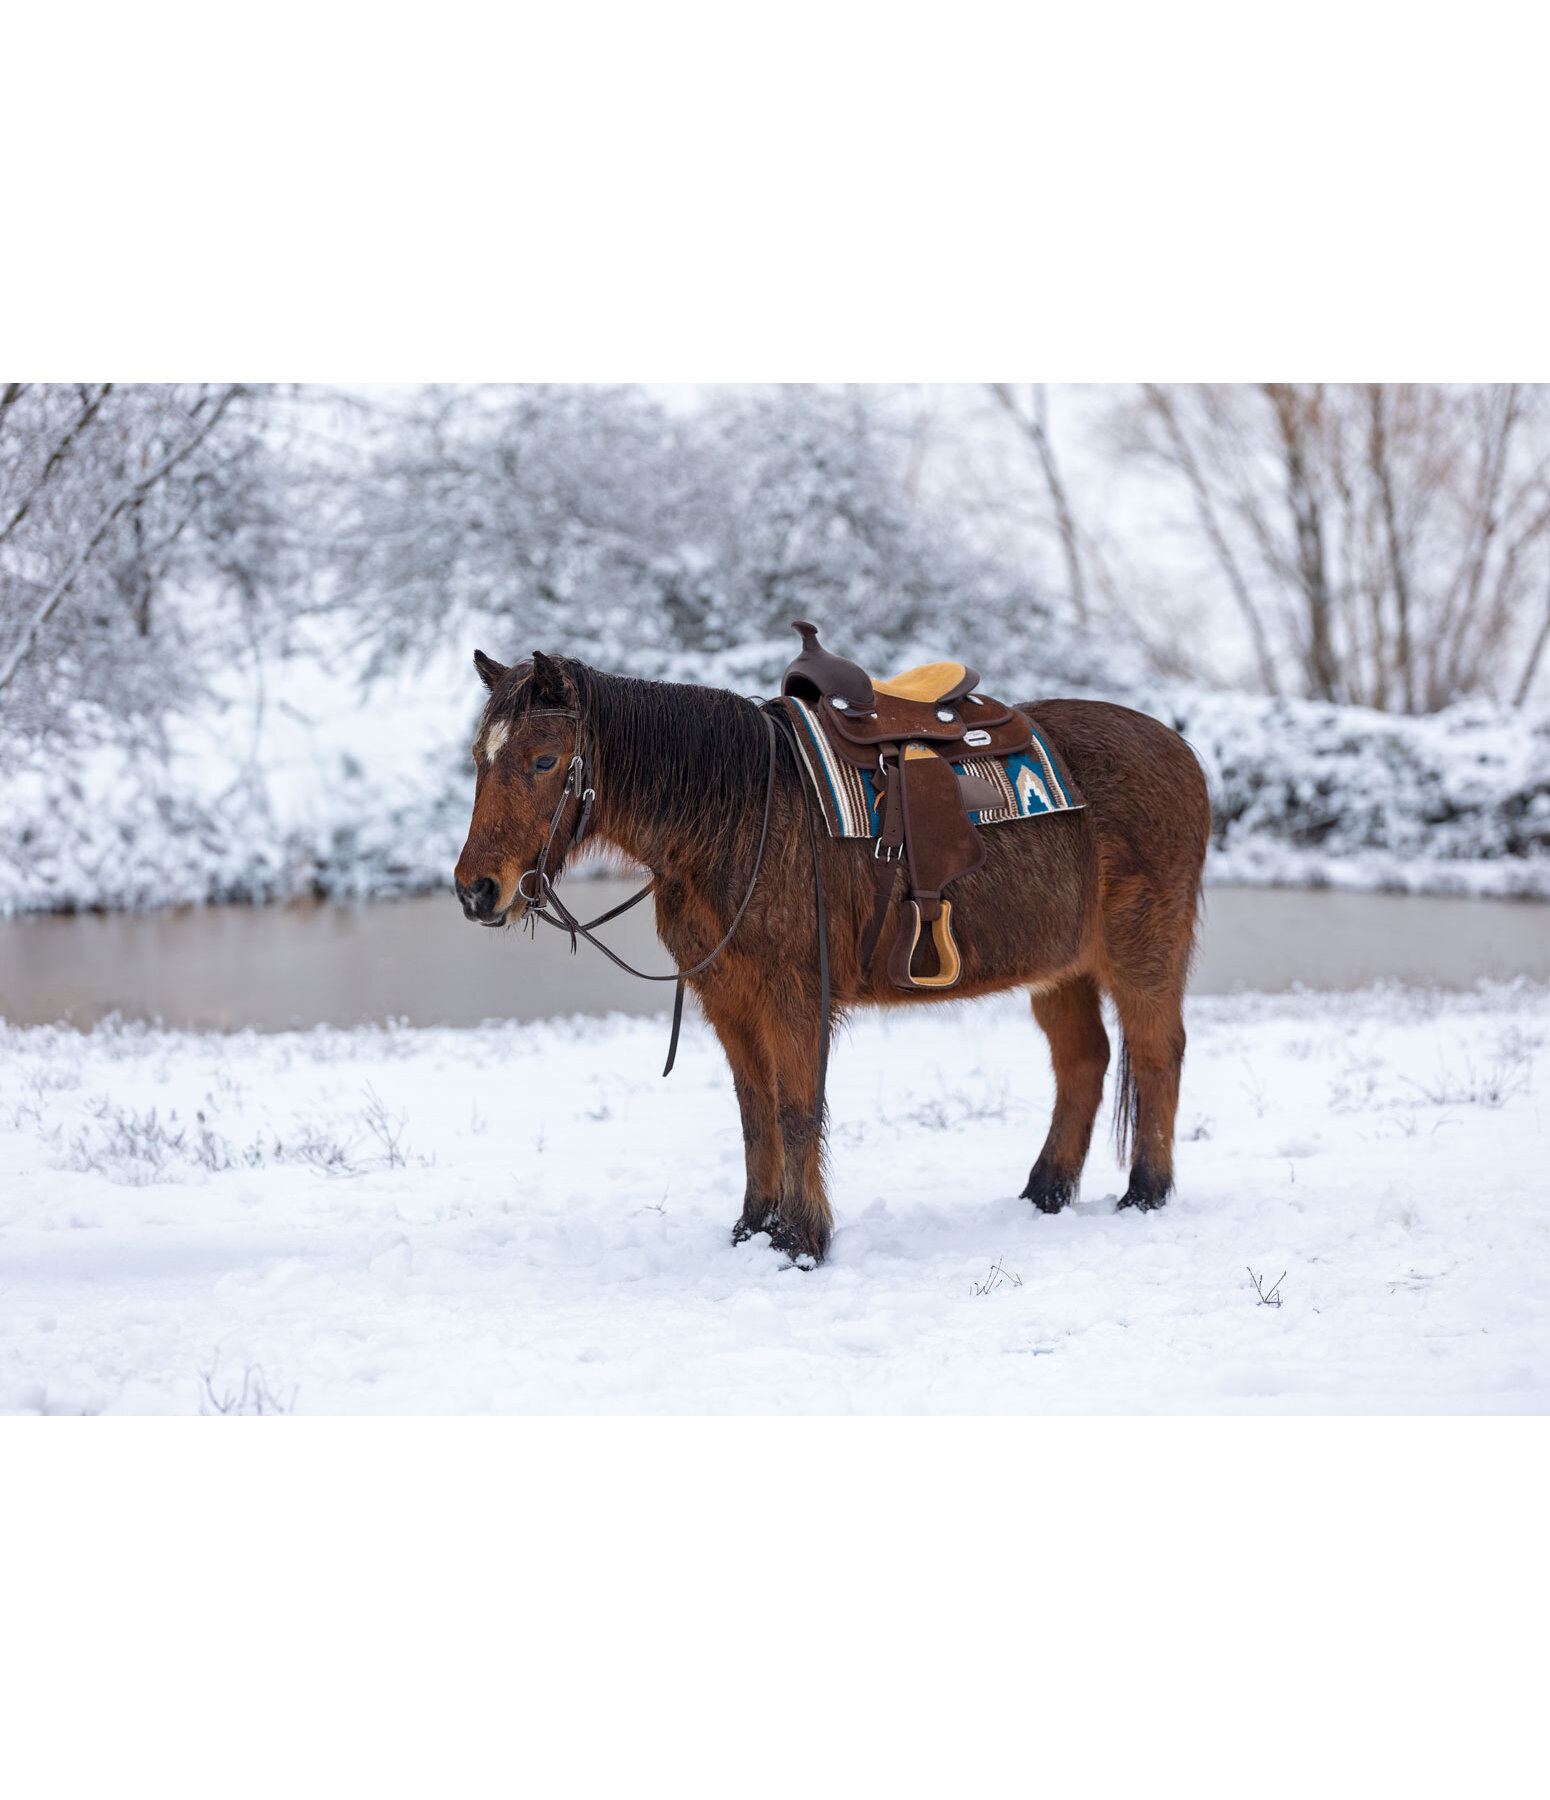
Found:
[1160,689,1550,896]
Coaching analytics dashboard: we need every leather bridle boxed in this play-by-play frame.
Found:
[515,743,598,915]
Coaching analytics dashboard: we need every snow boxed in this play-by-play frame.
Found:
[3,982,1545,1413]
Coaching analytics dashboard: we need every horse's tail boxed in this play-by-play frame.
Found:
[1111,1029,1139,1165]
[1110,866,1202,1168]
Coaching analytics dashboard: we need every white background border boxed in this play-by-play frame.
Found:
[3,4,1546,1792]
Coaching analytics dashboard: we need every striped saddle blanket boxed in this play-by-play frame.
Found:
[782,694,1084,840]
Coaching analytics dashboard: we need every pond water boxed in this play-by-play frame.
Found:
[2,881,1547,1032]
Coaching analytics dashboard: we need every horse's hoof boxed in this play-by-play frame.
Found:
[733,1214,827,1266]
[1117,1178,1171,1212]
[1021,1170,1076,1214]
[767,1218,827,1265]
[732,1206,779,1247]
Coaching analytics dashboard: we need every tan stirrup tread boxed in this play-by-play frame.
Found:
[900,899,962,988]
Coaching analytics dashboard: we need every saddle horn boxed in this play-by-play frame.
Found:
[782,621,875,713]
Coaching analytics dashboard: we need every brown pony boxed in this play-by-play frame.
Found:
[454,648,1211,1266]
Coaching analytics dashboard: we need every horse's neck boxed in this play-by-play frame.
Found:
[586,723,705,875]
[585,696,760,880]
[589,797,677,875]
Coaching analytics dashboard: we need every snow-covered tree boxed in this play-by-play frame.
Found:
[328,383,1067,683]
[0,383,307,758]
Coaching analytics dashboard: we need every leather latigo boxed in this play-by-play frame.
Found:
[816,692,1033,762]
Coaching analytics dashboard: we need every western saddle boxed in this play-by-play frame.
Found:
[781,620,1037,992]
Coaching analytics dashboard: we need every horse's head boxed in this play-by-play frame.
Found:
[453,649,584,926]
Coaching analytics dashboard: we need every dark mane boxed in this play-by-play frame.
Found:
[491,657,790,863]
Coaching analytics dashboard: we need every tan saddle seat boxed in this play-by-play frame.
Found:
[780,621,1034,992]
[873,660,980,706]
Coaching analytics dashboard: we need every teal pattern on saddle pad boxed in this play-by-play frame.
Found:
[783,696,1085,841]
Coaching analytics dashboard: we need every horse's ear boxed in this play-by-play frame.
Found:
[473,649,507,692]
[530,651,573,705]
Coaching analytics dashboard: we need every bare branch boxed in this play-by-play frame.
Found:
[1265,384,1341,702]
[1368,384,1416,712]
[0,382,114,552]
[988,382,1089,624]
[1431,385,1519,706]
[1139,385,1283,696]
[0,382,26,436]
[1513,565,1550,705]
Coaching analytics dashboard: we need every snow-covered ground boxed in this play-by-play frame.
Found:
[2,983,1545,1414]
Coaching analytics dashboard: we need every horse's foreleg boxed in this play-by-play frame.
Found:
[1022,975,1111,1213]
[1110,982,1186,1212]
[732,1061,785,1243]
[698,955,829,1264]
[767,1007,833,1266]
[701,997,785,1244]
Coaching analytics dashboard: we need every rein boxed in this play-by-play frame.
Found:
[516,705,828,1121]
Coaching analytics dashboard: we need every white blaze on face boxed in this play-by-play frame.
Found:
[480,719,509,765]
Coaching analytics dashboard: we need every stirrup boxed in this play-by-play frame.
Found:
[896,899,962,989]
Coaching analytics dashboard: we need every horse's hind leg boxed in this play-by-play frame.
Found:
[1022,974,1110,1213]
[1108,978,1187,1212]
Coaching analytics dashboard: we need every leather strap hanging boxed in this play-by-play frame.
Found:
[771,703,831,1129]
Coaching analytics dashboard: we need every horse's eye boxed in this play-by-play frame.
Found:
[534,755,558,772]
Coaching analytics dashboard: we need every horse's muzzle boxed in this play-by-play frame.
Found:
[456,876,507,926]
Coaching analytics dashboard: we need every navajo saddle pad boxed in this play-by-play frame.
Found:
[779,622,1084,991]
